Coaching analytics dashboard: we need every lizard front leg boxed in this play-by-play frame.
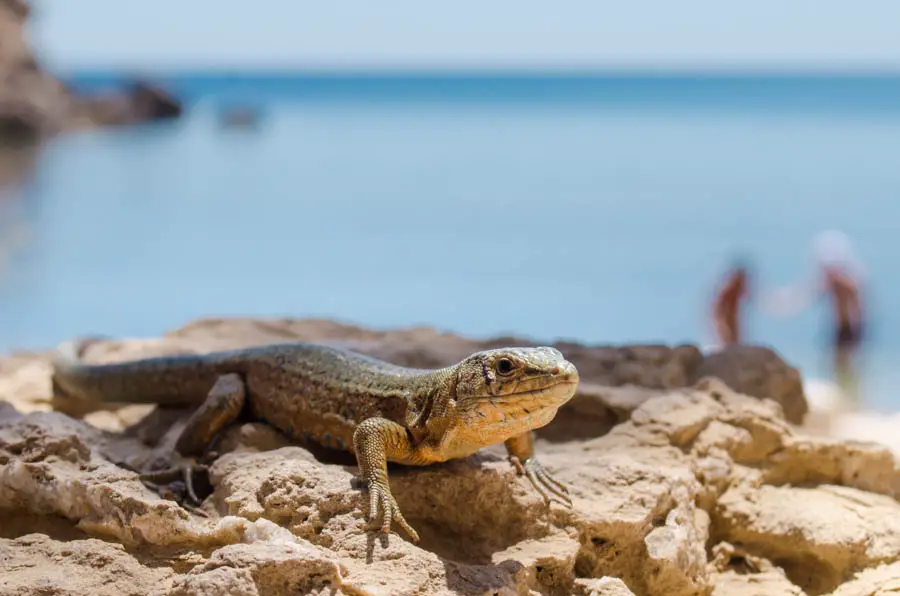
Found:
[352,417,420,542]
[505,432,572,507]
[139,373,246,505]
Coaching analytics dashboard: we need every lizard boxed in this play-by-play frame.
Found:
[50,339,580,542]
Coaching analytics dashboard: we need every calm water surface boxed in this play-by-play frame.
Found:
[2,74,900,408]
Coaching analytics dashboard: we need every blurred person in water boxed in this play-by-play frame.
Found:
[764,230,867,408]
[711,257,751,347]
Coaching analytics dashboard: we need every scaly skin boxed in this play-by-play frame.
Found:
[51,340,579,541]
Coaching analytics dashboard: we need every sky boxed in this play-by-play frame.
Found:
[27,0,900,72]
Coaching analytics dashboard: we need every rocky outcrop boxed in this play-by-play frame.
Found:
[66,81,182,131]
[2,317,887,595]
[0,0,181,147]
[0,0,67,142]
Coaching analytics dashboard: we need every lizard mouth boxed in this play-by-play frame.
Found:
[503,380,578,403]
[468,381,578,429]
[513,380,577,393]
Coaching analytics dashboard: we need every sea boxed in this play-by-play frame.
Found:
[1,72,900,410]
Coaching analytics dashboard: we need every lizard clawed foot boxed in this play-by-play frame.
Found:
[511,456,573,508]
[364,480,420,543]
[139,460,210,507]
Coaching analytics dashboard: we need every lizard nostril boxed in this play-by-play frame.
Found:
[550,367,560,375]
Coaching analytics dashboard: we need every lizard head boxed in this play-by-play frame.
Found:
[452,346,579,433]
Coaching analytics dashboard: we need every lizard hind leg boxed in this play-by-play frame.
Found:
[138,373,247,506]
[173,373,247,456]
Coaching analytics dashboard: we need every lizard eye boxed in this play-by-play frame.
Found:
[495,358,515,375]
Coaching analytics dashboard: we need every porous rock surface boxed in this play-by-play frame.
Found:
[1,317,895,595]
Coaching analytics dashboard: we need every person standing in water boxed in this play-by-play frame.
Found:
[711,259,750,346]
[818,234,866,404]
[766,231,867,407]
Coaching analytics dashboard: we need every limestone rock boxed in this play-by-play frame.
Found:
[714,484,900,594]
[695,344,807,423]
[708,542,804,596]
[2,318,896,595]
[0,533,174,596]
[167,542,347,596]
[574,577,637,595]
[831,561,900,595]
[710,570,804,596]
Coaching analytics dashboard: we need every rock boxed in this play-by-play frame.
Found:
[695,344,807,424]
[831,561,900,595]
[490,534,582,595]
[0,533,174,596]
[573,577,637,595]
[0,0,68,141]
[218,105,264,130]
[708,542,804,596]
[1,0,28,19]
[168,542,347,596]
[0,0,183,145]
[3,317,891,595]
[0,141,39,190]
[714,485,900,594]
[0,99,42,144]
[68,81,183,129]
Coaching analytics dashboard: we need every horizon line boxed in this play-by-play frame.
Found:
[56,65,900,79]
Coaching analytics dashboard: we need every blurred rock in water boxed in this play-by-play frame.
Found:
[0,0,184,143]
[0,140,38,191]
[217,105,265,130]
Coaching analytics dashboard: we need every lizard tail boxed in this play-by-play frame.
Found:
[50,335,116,418]
[51,336,109,369]
[50,338,232,408]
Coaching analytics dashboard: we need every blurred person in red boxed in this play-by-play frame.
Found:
[711,257,750,347]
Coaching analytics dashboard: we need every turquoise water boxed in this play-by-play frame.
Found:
[2,73,900,408]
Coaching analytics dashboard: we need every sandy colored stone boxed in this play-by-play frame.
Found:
[710,570,805,596]
[4,317,900,595]
[0,410,346,551]
[491,533,582,594]
[0,533,174,596]
[708,542,804,596]
[695,344,807,424]
[765,435,900,500]
[714,484,900,593]
[167,542,347,596]
[573,577,636,595]
[831,561,900,595]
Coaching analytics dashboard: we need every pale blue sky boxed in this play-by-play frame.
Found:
[28,0,900,71]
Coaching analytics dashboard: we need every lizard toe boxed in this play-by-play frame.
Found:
[138,459,210,507]
[379,491,393,536]
[363,480,420,542]
[391,504,420,543]
[367,485,381,524]
[524,458,572,508]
